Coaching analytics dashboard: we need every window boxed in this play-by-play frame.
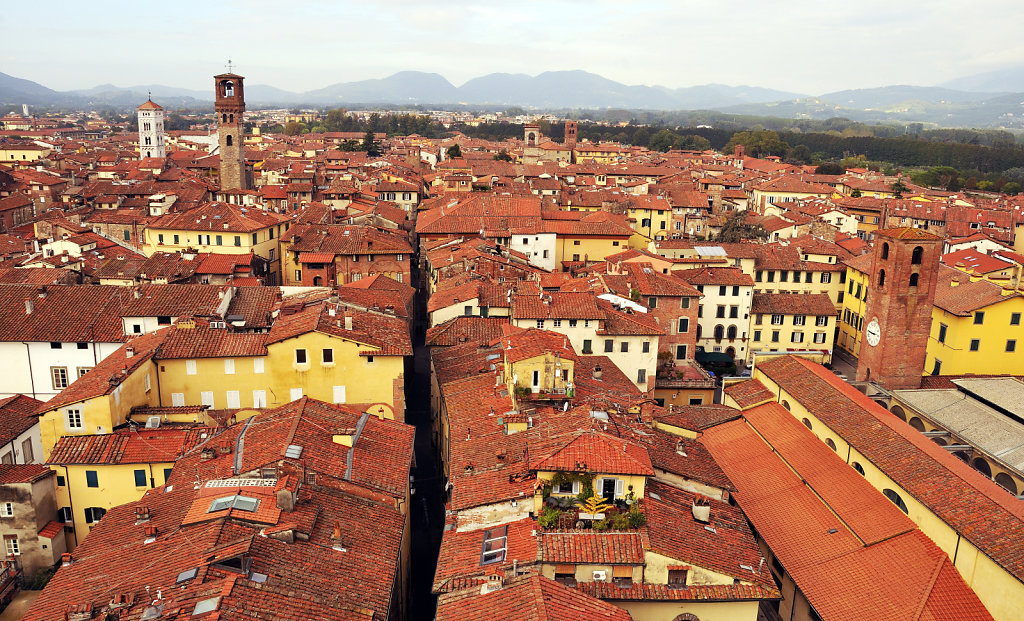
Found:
[620,342,629,353]
[970,339,980,352]
[366,356,374,364]
[753,330,761,342]
[186,360,197,375]
[881,242,889,260]
[582,340,592,354]
[780,270,788,282]
[1011,312,1021,326]
[208,495,259,513]
[290,387,303,401]
[718,285,727,296]
[637,369,646,384]
[171,392,185,406]
[932,358,942,375]
[668,568,688,586]
[792,332,804,343]
[678,318,689,333]
[676,345,687,359]
[252,233,259,245]
[0,503,12,517]
[680,297,690,309]
[253,390,267,408]
[771,314,783,325]
[716,305,726,318]
[642,341,650,353]
[552,319,562,328]
[134,469,147,487]
[974,312,984,325]
[878,269,886,287]
[713,325,724,340]
[771,331,780,343]
[51,367,69,390]
[604,340,614,353]
[554,565,576,585]
[21,439,32,463]
[813,332,826,344]
[86,470,98,488]
[295,349,307,364]
[732,285,740,296]
[173,234,179,244]
[569,319,578,327]
[937,323,947,343]
[648,296,657,309]
[729,306,738,319]
[481,526,508,565]
[199,234,210,245]
[821,272,831,283]
[536,320,544,329]
[909,273,919,287]
[50,342,62,349]
[766,271,775,282]
[793,272,801,283]
[332,385,346,404]
[1008,340,1017,353]
[883,489,909,514]
[234,236,241,247]
[727,325,737,340]
[793,315,805,326]
[322,348,334,364]
[254,358,265,374]
[295,269,302,281]
[4,536,18,557]
[224,359,235,375]
[911,246,923,265]
[66,409,83,430]
[225,391,240,409]
[555,480,577,495]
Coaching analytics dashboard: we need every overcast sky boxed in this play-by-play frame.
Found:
[4,0,1023,94]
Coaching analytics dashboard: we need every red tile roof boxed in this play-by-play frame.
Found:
[754,355,1024,587]
[47,428,209,465]
[539,530,646,565]
[750,292,837,316]
[0,464,52,485]
[0,394,42,445]
[437,575,632,621]
[533,432,654,476]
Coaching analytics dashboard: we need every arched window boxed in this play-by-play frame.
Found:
[713,325,724,341]
[725,346,736,359]
[229,113,234,123]
[909,272,919,287]
[802,419,813,431]
[727,325,737,340]
[995,473,1017,495]
[890,405,906,421]
[825,438,837,452]
[972,458,992,478]
[696,325,702,339]
[883,489,909,514]
[222,113,228,123]
[877,269,886,287]
[908,417,925,432]
[911,246,923,265]
[852,461,866,475]
[881,242,889,260]
[223,81,234,97]
[226,135,233,147]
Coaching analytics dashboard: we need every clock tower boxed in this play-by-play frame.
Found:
[856,227,942,389]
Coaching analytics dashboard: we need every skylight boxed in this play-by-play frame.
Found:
[285,444,303,458]
[193,597,220,615]
[480,525,508,565]
[207,495,259,513]
[176,567,198,583]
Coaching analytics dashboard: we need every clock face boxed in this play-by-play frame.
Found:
[866,318,881,347]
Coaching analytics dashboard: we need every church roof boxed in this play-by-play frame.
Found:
[137,99,162,111]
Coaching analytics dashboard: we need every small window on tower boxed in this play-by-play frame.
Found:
[226,135,233,147]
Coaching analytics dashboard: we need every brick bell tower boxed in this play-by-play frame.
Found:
[856,227,943,389]
[214,69,247,190]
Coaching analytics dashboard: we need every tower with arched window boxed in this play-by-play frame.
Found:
[214,71,247,190]
[136,96,165,159]
[856,227,942,389]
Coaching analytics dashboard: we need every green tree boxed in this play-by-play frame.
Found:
[446,143,462,159]
[675,134,711,151]
[283,121,304,136]
[891,177,908,199]
[850,188,862,198]
[648,129,678,152]
[717,210,768,243]
[339,139,359,151]
[814,162,845,175]
[493,149,513,162]
[361,129,381,156]
[723,130,789,158]
[1003,182,1021,195]
[789,144,812,164]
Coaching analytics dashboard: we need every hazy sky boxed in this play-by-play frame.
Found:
[4,0,1024,94]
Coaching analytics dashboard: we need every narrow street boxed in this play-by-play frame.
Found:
[406,262,445,621]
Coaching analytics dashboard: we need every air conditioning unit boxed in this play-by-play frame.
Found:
[146,416,161,429]
[592,570,607,582]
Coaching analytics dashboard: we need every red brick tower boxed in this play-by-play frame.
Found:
[856,227,943,389]
[214,71,247,190]
[564,120,577,150]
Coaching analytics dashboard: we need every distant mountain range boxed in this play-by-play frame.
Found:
[3,68,1024,129]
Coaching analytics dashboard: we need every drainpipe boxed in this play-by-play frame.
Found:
[22,343,36,399]
[62,465,78,548]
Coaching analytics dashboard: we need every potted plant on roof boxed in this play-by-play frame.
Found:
[576,495,612,522]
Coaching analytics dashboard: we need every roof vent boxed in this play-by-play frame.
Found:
[480,574,504,595]
[145,416,160,429]
[330,521,346,551]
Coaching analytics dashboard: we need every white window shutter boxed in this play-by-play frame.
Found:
[252,390,266,408]
[572,481,580,495]
[290,388,303,401]
[333,385,346,404]
[595,478,603,494]
[224,359,235,375]
[186,360,197,375]
[200,391,214,408]
[225,391,240,409]
[615,479,624,496]
[254,358,265,374]
[171,392,185,407]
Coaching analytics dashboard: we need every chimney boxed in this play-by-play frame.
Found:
[24,298,33,315]
[201,446,216,460]
[143,524,158,537]
[330,521,346,551]
[218,440,232,455]
[61,553,73,566]
[344,315,352,331]
[276,488,296,512]
[593,365,603,380]
[135,506,151,522]
[692,497,711,523]
[125,346,135,359]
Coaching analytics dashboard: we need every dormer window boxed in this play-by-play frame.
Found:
[207,495,259,513]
